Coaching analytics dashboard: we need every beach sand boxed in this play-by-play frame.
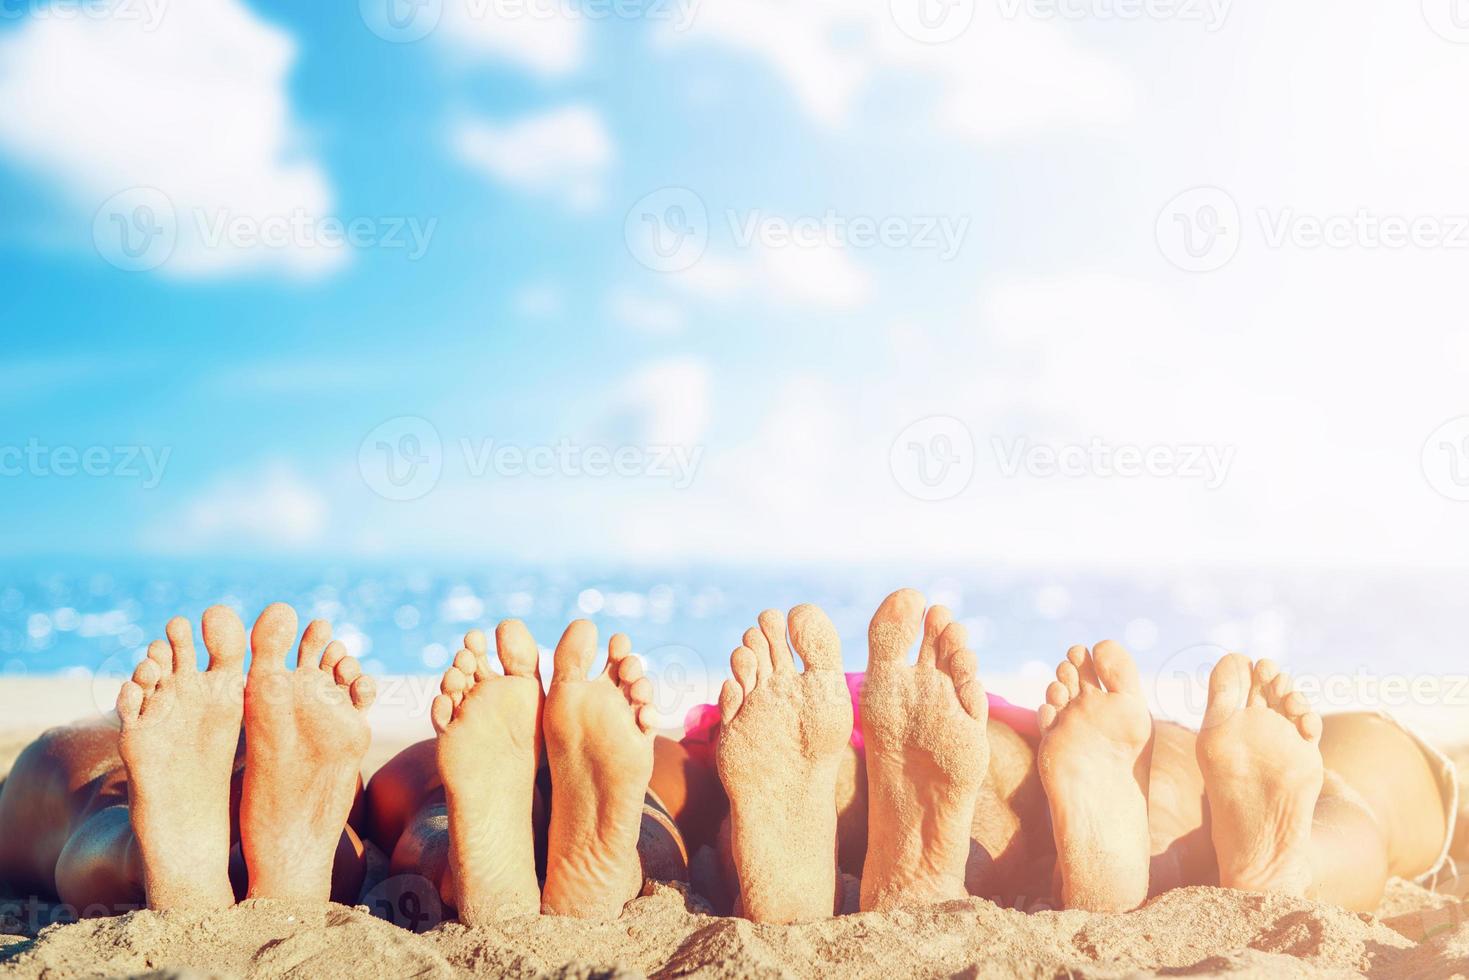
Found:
[3,680,1469,979]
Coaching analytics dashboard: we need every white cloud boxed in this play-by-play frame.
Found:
[451,105,613,210]
[612,357,711,447]
[167,463,327,551]
[668,243,871,309]
[514,281,565,318]
[660,0,1135,139]
[0,0,339,278]
[607,288,685,334]
[436,0,585,77]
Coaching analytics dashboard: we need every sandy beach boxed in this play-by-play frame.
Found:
[3,678,1469,979]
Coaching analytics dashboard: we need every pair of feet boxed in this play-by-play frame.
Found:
[430,619,656,921]
[1037,643,1326,910]
[715,589,990,922]
[117,603,376,909]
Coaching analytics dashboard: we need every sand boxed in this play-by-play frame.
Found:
[4,683,1469,978]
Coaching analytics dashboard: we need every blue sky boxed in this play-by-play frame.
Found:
[2,0,1469,569]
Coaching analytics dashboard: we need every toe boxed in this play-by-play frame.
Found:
[1038,702,1058,732]
[249,602,298,675]
[350,675,376,711]
[758,609,794,674]
[552,619,598,682]
[627,675,652,706]
[917,605,953,669]
[334,655,362,688]
[495,620,540,678]
[718,677,743,725]
[1045,680,1070,708]
[452,647,479,689]
[297,619,332,669]
[787,603,842,671]
[1057,660,1081,698]
[441,665,468,705]
[117,681,144,726]
[140,642,169,686]
[431,693,453,733]
[165,616,198,674]
[201,606,246,672]
[1203,653,1251,730]
[1298,711,1323,743]
[731,645,758,695]
[1092,640,1141,695]
[868,588,924,667]
[744,625,773,680]
[147,638,169,666]
[1267,671,1292,708]
[320,640,347,674]
[605,632,633,678]
[1249,659,1278,706]
[464,628,488,659]
[1067,645,1100,689]
[615,650,644,687]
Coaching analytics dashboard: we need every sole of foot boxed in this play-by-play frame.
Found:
[1037,640,1154,912]
[860,589,989,911]
[715,605,853,923]
[1197,654,1323,898]
[240,603,376,902]
[541,620,656,919]
[117,607,246,910]
[432,621,545,922]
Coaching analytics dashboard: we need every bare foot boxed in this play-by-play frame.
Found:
[240,603,376,902]
[1197,654,1323,898]
[860,590,988,911]
[1037,641,1154,912]
[541,620,655,918]
[432,621,544,922]
[117,607,246,909]
[716,606,852,923]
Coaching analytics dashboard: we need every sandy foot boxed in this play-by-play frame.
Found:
[860,589,988,911]
[541,621,656,918]
[240,604,375,902]
[716,606,853,923]
[1197,654,1324,898]
[1037,641,1154,912]
[431,621,544,922]
[117,607,246,910]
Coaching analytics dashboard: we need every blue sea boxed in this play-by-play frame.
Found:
[1,562,1463,696]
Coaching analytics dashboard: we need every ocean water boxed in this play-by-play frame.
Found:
[1,560,1465,732]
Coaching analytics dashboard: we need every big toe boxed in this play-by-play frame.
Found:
[1202,653,1251,730]
[496,619,540,678]
[1092,640,1141,694]
[788,603,841,671]
[552,619,598,682]
[201,605,247,672]
[868,589,924,667]
[249,603,299,674]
